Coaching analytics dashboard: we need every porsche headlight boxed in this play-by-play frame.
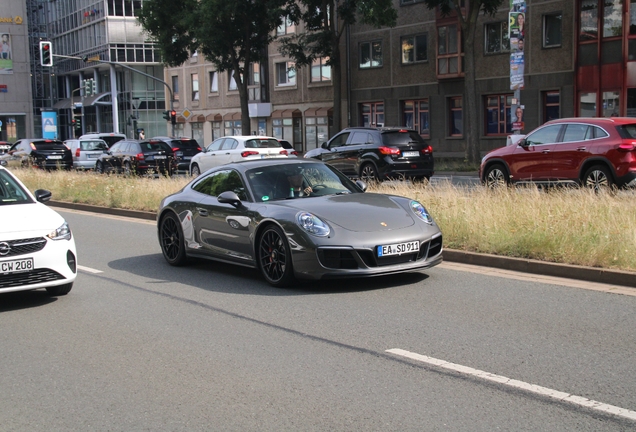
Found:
[297,212,330,237]
[410,201,433,224]
[47,221,72,241]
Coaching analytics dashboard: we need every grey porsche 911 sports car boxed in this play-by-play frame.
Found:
[157,158,443,287]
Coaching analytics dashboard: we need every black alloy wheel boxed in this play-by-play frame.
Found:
[160,213,188,266]
[484,164,509,189]
[360,163,379,182]
[258,225,295,287]
[583,165,614,192]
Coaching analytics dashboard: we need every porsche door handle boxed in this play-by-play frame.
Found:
[542,149,551,154]
[196,207,208,217]
[577,147,587,151]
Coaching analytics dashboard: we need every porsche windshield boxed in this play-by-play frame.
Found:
[246,163,361,201]
[0,170,33,205]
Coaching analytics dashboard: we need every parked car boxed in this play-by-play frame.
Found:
[79,132,126,148]
[3,138,72,170]
[95,139,175,175]
[304,127,434,181]
[0,141,11,155]
[150,136,202,173]
[0,165,77,296]
[278,139,298,157]
[189,136,290,176]
[157,158,442,287]
[480,117,636,191]
[65,138,109,170]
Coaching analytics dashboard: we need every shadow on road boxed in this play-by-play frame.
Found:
[0,290,58,313]
[106,253,431,296]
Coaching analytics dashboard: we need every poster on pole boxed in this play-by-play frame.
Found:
[42,111,58,139]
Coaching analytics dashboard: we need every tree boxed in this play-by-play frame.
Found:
[137,0,288,135]
[278,0,397,133]
[422,0,504,164]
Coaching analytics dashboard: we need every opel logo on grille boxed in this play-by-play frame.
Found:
[0,242,10,256]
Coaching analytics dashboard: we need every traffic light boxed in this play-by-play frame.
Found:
[84,79,92,96]
[170,110,177,125]
[74,116,82,130]
[162,110,170,121]
[40,41,53,67]
[92,80,97,95]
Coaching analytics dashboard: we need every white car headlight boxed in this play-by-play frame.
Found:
[47,221,72,241]
[297,212,330,237]
[410,200,433,224]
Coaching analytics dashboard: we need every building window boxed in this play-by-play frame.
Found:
[172,76,179,101]
[360,102,384,127]
[209,71,218,93]
[276,62,296,86]
[228,70,238,91]
[544,91,560,122]
[603,0,622,38]
[400,0,424,4]
[249,63,260,85]
[224,120,241,136]
[191,73,199,101]
[305,117,329,151]
[311,57,331,82]
[211,121,222,140]
[359,41,383,69]
[449,96,463,137]
[579,92,597,116]
[401,34,428,63]
[277,16,296,35]
[437,24,462,76]
[192,122,203,146]
[273,118,293,140]
[485,94,512,135]
[602,90,620,117]
[580,0,598,41]
[485,21,509,54]
[543,13,563,47]
[402,100,430,137]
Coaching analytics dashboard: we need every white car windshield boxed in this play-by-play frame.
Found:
[0,170,33,205]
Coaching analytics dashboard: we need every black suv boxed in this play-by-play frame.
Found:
[95,139,175,175]
[150,136,202,173]
[303,127,434,181]
[6,138,72,170]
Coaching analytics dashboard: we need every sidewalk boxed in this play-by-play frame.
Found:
[49,200,636,290]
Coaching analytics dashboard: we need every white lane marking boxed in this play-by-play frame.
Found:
[78,265,103,274]
[387,348,636,422]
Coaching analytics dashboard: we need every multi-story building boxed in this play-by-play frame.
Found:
[165,0,636,155]
[28,0,164,141]
[0,3,33,141]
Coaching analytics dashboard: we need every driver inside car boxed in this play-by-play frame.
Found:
[286,172,313,198]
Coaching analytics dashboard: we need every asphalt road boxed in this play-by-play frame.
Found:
[1,209,635,431]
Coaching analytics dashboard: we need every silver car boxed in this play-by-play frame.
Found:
[65,139,109,170]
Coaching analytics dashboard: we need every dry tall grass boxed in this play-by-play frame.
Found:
[13,168,636,271]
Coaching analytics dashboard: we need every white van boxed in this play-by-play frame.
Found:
[79,132,126,148]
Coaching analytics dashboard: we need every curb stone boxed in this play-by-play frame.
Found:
[49,200,636,290]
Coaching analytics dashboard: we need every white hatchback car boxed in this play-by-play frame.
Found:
[0,166,77,296]
[189,136,289,176]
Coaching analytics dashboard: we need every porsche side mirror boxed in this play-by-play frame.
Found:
[321,142,328,149]
[34,189,52,203]
[518,139,528,147]
[218,191,242,207]
[355,180,367,192]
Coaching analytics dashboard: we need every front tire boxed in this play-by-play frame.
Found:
[257,225,296,287]
[159,213,188,266]
[123,162,133,176]
[46,282,73,296]
[484,164,509,189]
[583,165,614,192]
[95,161,104,174]
[191,164,201,177]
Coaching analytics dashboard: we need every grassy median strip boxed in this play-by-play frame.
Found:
[14,168,636,272]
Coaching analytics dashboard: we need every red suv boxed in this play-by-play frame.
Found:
[480,117,636,190]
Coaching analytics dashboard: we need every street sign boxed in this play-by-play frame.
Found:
[181,108,192,120]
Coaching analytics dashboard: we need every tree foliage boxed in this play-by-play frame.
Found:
[137,0,288,135]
